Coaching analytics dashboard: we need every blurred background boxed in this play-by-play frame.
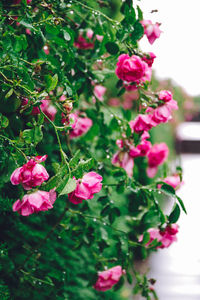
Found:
[137,1,200,299]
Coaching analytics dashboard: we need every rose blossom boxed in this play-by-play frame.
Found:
[147,143,169,177]
[10,155,49,190]
[141,20,162,44]
[158,174,182,190]
[129,114,155,134]
[40,99,57,121]
[69,113,92,139]
[115,54,146,82]
[14,0,32,3]
[140,224,178,249]
[68,172,102,204]
[74,35,94,50]
[136,140,152,156]
[142,52,156,67]
[94,85,107,101]
[112,151,134,177]
[158,90,173,102]
[12,189,56,216]
[93,266,125,292]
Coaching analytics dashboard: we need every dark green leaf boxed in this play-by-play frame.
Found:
[105,42,119,55]
[176,195,187,214]
[59,178,77,195]
[168,203,181,223]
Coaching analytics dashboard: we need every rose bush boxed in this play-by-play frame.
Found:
[0,1,185,299]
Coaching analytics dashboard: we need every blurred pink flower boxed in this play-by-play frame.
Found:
[68,172,102,204]
[141,20,162,44]
[94,85,107,101]
[94,266,125,292]
[13,189,56,216]
[10,156,49,190]
[69,113,92,138]
[112,151,134,177]
[147,143,169,177]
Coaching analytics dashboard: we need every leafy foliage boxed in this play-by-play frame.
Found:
[0,0,185,299]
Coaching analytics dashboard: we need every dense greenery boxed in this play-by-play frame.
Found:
[0,1,185,299]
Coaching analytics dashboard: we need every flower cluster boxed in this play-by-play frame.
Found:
[11,155,56,216]
[140,224,179,249]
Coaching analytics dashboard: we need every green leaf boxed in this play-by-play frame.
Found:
[69,150,81,168]
[42,164,69,191]
[0,113,9,129]
[22,126,43,144]
[5,89,13,99]
[126,272,133,284]
[59,178,77,196]
[131,20,144,43]
[160,183,175,196]
[168,203,181,223]
[105,42,119,55]
[176,195,187,214]
[101,204,111,217]
[45,24,59,35]
[117,87,126,96]
[137,5,143,20]
[141,232,150,245]
[44,74,58,92]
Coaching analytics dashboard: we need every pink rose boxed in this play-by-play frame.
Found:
[136,140,152,156]
[158,90,173,102]
[12,189,56,216]
[112,151,134,177]
[159,224,179,248]
[10,156,49,190]
[161,174,182,190]
[69,113,92,139]
[129,146,141,158]
[86,29,94,39]
[141,131,150,141]
[129,114,154,134]
[141,20,162,44]
[94,85,107,101]
[108,98,120,107]
[140,224,178,249]
[116,54,146,82]
[147,143,169,177]
[93,266,125,292]
[151,105,172,124]
[74,35,94,50]
[68,172,102,204]
[142,52,156,67]
[41,99,57,121]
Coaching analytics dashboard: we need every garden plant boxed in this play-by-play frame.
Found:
[0,0,186,299]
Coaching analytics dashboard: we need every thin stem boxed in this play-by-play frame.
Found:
[72,0,118,24]
[40,109,67,164]
[0,71,13,83]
